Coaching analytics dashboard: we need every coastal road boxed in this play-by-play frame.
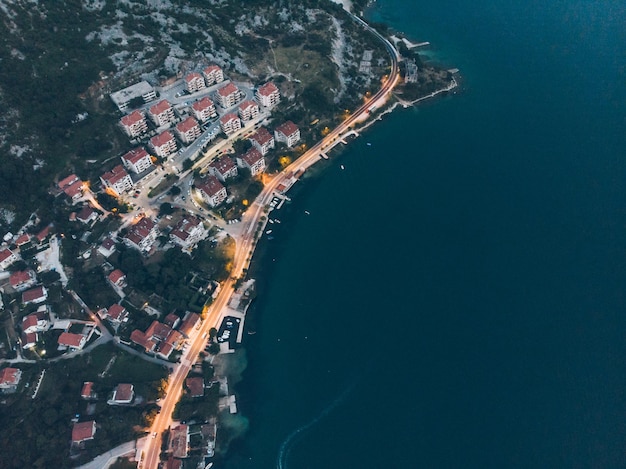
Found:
[140,16,400,469]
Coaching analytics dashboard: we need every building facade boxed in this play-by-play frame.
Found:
[196,176,227,207]
[219,113,241,135]
[185,72,206,93]
[100,165,134,195]
[238,100,260,121]
[175,117,202,145]
[121,148,153,174]
[192,97,217,122]
[120,110,148,138]
[150,131,177,158]
[215,82,241,108]
[249,127,275,155]
[148,100,175,127]
[256,82,280,107]
[274,121,301,148]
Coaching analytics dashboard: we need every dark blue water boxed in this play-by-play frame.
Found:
[224,1,626,467]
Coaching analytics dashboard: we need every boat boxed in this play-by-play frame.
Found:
[304,210,310,215]
[367,142,372,146]
[268,219,274,224]
[248,331,257,335]
[340,164,345,170]
[273,219,281,224]
[265,229,273,234]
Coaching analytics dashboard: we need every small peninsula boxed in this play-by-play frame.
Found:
[0,1,456,468]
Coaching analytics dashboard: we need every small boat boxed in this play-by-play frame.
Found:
[304,210,310,215]
[367,142,372,146]
[274,219,281,224]
[248,331,257,335]
[268,219,274,224]
[340,165,345,170]
[265,229,273,234]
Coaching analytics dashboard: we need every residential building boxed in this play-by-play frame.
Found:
[81,382,96,400]
[120,110,148,138]
[76,205,98,224]
[108,383,134,405]
[215,82,241,108]
[124,217,159,253]
[203,65,224,86]
[10,270,37,292]
[208,155,238,182]
[22,311,48,334]
[219,113,241,135]
[100,165,134,195]
[111,81,156,112]
[121,147,153,174]
[185,377,204,397]
[108,269,126,288]
[0,248,18,271]
[169,424,189,459]
[175,116,201,145]
[256,81,280,107]
[21,332,37,350]
[150,131,177,158]
[196,175,227,207]
[98,237,117,258]
[58,332,87,351]
[249,127,275,155]
[238,99,260,121]
[58,174,84,203]
[274,121,301,148]
[237,147,266,176]
[0,367,22,390]
[22,286,48,305]
[185,72,206,93]
[192,97,217,122]
[106,304,128,325]
[163,313,181,329]
[72,421,97,444]
[130,320,184,358]
[170,216,207,249]
[15,233,31,248]
[35,226,51,244]
[179,312,200,338]
[58,173,79,190]
[148,100,175,127]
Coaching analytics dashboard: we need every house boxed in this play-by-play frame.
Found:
[121,147,153,174]
[150,131,177,158]
[185,376,204,397]
[108,383,134,405]
[274,121,301,148]
[215,82,241,108]
[237,148,266,176]
[120,110,148,138]
[170,216,207,249]
[203,64,224,86]
[110,80,156,111]
[130,329,157,353]
[35,226,51,244]
[196,175,227,207]
[98,237,117,258]
[81,382,96,400]
[0,248,19,271]
[58,173,79,190]
[185,72,206,93]
[130,320,184,358]
[108,269,126,288]
[208,155,238,182]
[256,81,280,107]
[15,233,31,248]
[163,313,181,329]
[21,332,38,350]
[249,127,275,155]
[148,100,175,127]
[238,100,260,121]
[58,332,87,351]
[124,217,159,253]
[76,205,99,225]
[72,420,97,444]
[100,165,134,195]
[106,304,128,324]
[22,311,48,334]
[169,424,189,459]
[178,312,200,338]
[10,269,37,292]
[58,174,84,203]
[22,286,48,305]
[175,116,201,145]
[192,97,217,122]
[219,113,241,135]
[0,367,22,390]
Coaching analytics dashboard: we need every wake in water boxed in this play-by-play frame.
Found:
[276,381,357,469]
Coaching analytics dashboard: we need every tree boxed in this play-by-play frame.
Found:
[159,203,174,216]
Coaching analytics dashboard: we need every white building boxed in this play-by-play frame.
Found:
[238,100,260,121]
[274,121,301,148]
[170,216,207,249]
[196,176,227,207]
[237,148,266,176]
[124,217,159,253]
[192,97,217,122]
[150,131,177,158]
[249,127,275,155]
[208,155,238,182]
[185,72,206,93]
[256,82,280,108]
[121,148,153,174]
[0,248,19,271]
[219,113,241,135]
[110,81,157,112]
[203,65,225,86]
[120,110,148,138]
[216,82,241,108]
[100,165,134,195]
[148,100,175,127]
[175,117,201,145]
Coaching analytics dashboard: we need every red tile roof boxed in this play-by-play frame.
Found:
[163,313,180,327]
[107,304,126,321]
[146,320,172,341]
[149,99,172,116]
[197,175,226,198]
[242,148,264,166]
[63,179,84,199]
[58,332,85,348]
[36,226,51,242]
[204,64,221,75]
[220,113,238,125]
[58,174,79,189]
[209,155,236,175]
[0,367,21,386]
[276,120,299,137]
[122,147,150,165]
[150,131,175,147]
[76,205,96,222]
[81,381,94,398]
[22,286,46,304]
[112,383,134,402]
[72,421,96,443]
[250,127,273,145]
[185,72,203,83]
[179,312,200,337]
[185,376,204,397]
[257,81,278,96]
[120,110,144,126]
[108,269,125,285]
[15,234,31,246]
[192,96,214,112]
[176,116,199,133]
[217,82,238,97]
[239,100,258,111]
[101,165,130,185]
[0,248,15,263]
[10,270,34,288]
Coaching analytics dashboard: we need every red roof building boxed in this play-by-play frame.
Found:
[22,311,47,334]
[100,165,134,195]
[72,421,96,444]
[256,81,280,107]
[208,155,238,182]
[108,269,126,288]
[58,332,87,350]
[185,72,206,93]
[0,367,22,389]
[175,116,201,145]
[274,121,301,148]
[170,216,206,249]
[10,270,37,292]
[98,237,117,258]
[108,383,134,404]
[196,175,227,207]
[121,147,153,174]
[15,233,31,247]
[219,113,241,135]
[81,381,95,399]
[169,424,189,458]
[58,174,79,190]
[238,99,260,121]
[148,100,175,127]
[106,304,128,323]
[192,97,217,122]
[203,64,224,86]
[179,312,201,337]
[22,286,48,305]
[185,376,204,397]
[120,110,148,138]
[123,217,159,253]
[0,248,18,270]
[76,205,98,224]
[237,147,266,177]
[216,82,241,108]
[150,130,177,158]
[249,127,275,155]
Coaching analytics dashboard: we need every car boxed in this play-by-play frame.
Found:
[152,432,157,439]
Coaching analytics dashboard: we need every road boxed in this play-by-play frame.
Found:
[140,16,400,469]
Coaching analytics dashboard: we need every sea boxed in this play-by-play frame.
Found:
[222,0,626,468]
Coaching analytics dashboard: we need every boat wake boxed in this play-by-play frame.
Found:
[276,382,356,469]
